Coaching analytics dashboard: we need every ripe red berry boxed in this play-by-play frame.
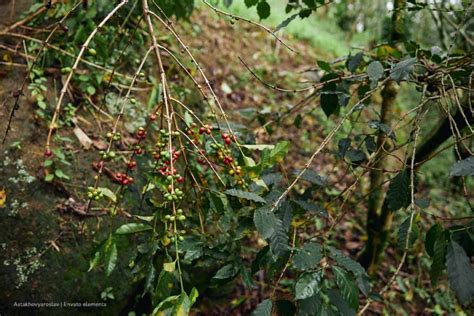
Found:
[127,160,137,169]
[177,176,184,183]
[136,129,146,139]
[221,133,229,139]
[150,113,157,121]
[199,127,205,134]
[224,137,232,145]
[135,147,143,155]
[44,149,53,157]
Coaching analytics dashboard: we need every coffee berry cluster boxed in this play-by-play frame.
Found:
[87,187,104,200]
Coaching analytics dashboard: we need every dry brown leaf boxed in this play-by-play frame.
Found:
[73,126,93,149]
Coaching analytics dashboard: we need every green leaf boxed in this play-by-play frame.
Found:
[317,60,331,72]
[116,223,152,235]
[321,92,339,118]
[298,295,322,315]
[293,242,322,270]
[365,136,376,153]
[431,232,447,286]
[299,8,312,18]
[174,292,192,316]
[397,216,419,250]
[213,264,238,280]
[446,240,474,305]
[153,295,180,314]
[356,273,371,297]
[390,57,416,83]
[240,265,255,289]
[44,159,53,167]
[327,289,355,316]
[425,223,443,257]
[338,138,351,157]
[54,169,70,180]
[367,61,384,82]
[254,207,276,239]
[245,0,258,7]
[225,189,266,203]
[44,174,55,182]
[449,157,474,176]
[295,272,322,300]
[328,247,366,277]
[86,85,96,95]
[346,149,366,164]
[269,218,289,258]
[333,267,359,310]
[97,187,116,202]
[252,299,272,316]
[275,13,299,31]
[347,52,364,73]
[302,0,316,8]
[292,200,325,216]
[275,300,295,316]
[368,120,396,140]
[269,141,289,163]
[298,169,327,186]
[386,170,411,211]
[257,1,271,19]
[88,248,102,272]
[189,287,199,305]
[104,241,117,276]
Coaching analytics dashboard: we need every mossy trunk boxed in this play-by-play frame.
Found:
[414,105,473,166]
[359,0,406,273]
[359,80,398,273]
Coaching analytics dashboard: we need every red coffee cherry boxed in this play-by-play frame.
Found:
[127,160,137,169]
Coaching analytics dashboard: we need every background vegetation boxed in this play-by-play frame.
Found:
[0,0,472,315]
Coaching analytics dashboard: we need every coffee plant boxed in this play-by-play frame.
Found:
[0,0,472,315]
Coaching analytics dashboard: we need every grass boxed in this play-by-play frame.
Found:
[201,0,372,58]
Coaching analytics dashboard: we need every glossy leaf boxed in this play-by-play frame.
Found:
[431,232,446,286]
[449,157,474,176]
[254,207,276,239]
[225,189,266,203]
[390,57,416,83]
[252,299,272,316]
[295,272,322,300]
[257,1,271,19]
[386,170,411,211]
[397,216,419,250]
[446,240,474,304]
[333,266,359,310]
[269,217,289,258]
[328,247,366,277]
[367,61,384,82]
[116,223,152,235]
[293,242,322,270]
[276,13,299,31]
[104,241,117,276]
[213,264,238,280]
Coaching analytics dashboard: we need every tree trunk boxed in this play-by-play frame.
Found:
[414,106,473,166]
[359,0,406,273]
[359,80,398,273]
